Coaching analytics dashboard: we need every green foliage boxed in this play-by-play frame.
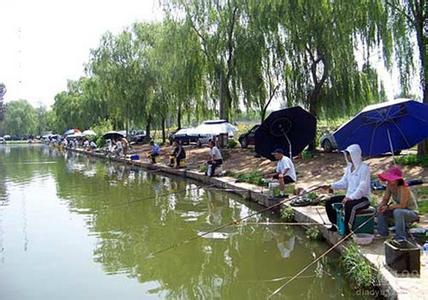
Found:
[305,227,323,240]
[227,139,238,149]
[341,242,377,289]
[1,100,37,136]
[396,154,428,167]
[418,201,428,215]
[43,0,422,139]
[280,206,294,222]
[236,170,264,186]
[199,164,208,173]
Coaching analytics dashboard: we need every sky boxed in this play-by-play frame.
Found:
[0,0,162,107]
[0,0,422,108]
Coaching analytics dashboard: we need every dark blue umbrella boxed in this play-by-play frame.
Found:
[255,106,317,160]
[334,99,428,156]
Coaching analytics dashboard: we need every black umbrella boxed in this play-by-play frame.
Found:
[103,131,126,140]
[255,107,317,160]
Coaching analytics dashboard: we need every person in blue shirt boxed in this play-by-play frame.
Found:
[149,140,160,163]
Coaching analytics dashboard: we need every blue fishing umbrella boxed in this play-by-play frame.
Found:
[255,106,317,160]
[334,99,428,156]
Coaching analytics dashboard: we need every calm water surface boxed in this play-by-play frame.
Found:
[0,145,365,299]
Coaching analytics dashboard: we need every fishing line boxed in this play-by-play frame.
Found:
[146,185,322,258]
[268,213,377,299]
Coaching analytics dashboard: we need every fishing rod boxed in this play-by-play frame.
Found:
[268,213,377,299]
[233,222,332,226]
[146,185,322,258]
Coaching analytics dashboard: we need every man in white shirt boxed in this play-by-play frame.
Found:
[269,148,297,197]
[206,140,223,176]
[114,139,123,156]
[321,144,371,233]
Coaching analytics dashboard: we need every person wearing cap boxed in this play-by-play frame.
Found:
[268,148,297,198]
[322,144,371,233]
[376,166,419,242]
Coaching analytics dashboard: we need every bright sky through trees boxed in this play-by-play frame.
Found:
[0,0,420,108]
[0,0,162,106]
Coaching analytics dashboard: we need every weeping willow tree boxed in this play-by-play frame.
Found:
[164,0,247,121]
[147,19,206,141]
[88,26,155,134]
[384,0,427,155]
[0,83,6,121]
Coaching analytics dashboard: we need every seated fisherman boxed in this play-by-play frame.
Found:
[89,140,97,150]
[322,144,371,233]
[170,140,186,168]
[121,137,129,156]
[206,140,223,177]
[376,166,419,243]
[149,140,160,163]
[83,139,90,150]
[266,148,296,198]
[114,139,123,156]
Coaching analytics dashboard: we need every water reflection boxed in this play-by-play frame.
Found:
[0,145,365,299]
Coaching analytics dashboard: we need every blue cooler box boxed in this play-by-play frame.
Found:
[332,203,375,236]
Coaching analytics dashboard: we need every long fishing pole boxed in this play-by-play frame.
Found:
[268,213,377,299]
[233,222,332,226]
[146,185,322,258]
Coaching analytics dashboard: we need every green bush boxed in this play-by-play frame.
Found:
[236,170,264,186]
[305,227,323,240]
[280,206,294,222]
[199,164,208,173]
[341,242,377,289]
[396,154,428,167]
[95,135,105,148]
[227,139,238,149]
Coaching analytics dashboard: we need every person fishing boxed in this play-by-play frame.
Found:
[206,140,223,177]
[169,140,186,168]
[376,166,419,244]
[322,144,371,233]
[149,140,160,164]
[121,136,129,156]
[266,148,296,198]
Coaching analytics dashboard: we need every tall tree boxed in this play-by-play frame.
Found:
[385,0,427,155]
[166,0,244,120]
[2,100,37,136]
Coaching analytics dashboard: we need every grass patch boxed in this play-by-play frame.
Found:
[236,170,265,186]
[418,201,428,214]
[305,227,323,240]
[227,139,238,149]
[396,154,428,167]
[341,242,378,290]
[280,206,294,222]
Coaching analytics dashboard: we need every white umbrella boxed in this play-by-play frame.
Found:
[195,120,237,136]
[82,130,96,137]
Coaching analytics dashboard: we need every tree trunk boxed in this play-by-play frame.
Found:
[145,114,152,140]
[260,108,266,123]
[415,12,427,156]
[177,104,182,130]
[161,116,166,145]
[307,94,319,151]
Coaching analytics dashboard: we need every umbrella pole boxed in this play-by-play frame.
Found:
[282,131,292,159]
[387,128,396,165]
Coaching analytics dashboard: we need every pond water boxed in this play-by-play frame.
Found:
[0,145,366,299]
